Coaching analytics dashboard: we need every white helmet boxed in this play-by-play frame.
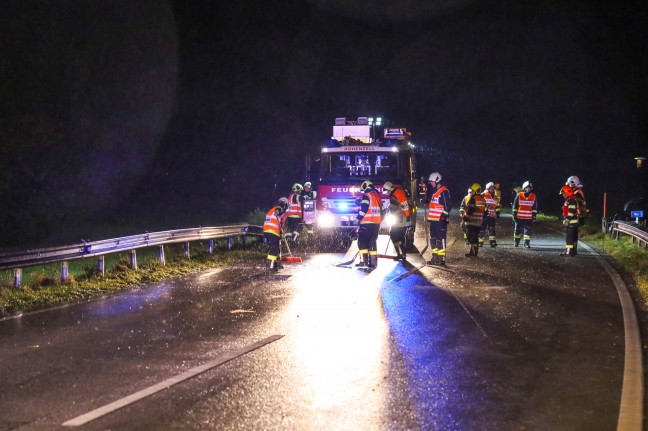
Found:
[428,172,442,183]
[565,175,582,188]
[485,182,495,190]
[522,181,533,190]
[383,181,395,192]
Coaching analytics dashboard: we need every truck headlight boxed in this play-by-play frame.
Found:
[317,212,335,228]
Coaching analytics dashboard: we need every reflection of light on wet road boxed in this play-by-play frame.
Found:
[88,284,173,316]
[282,253,394,427]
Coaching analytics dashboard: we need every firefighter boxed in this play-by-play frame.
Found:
[494,183,502,217]
[566,175,588,225]
[426,172,451,266]
[286,183,305,242]
[480,182,500,247]
[560,185,580,256]
[512,181,537,248]
[460,183,486,257]
[417,176,428,206]
[302,181,317,200]
[263,198,289,271]
[355,180,383,268]
[384,181,411,261]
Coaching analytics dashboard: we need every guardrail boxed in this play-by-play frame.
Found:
[0,224,264,288]
[607,220,648,248]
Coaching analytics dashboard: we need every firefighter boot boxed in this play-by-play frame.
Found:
[438,255,446,265]
[355,254,369,268]
[465,246,476,257]
[427,253,439,266]
[514,239,520,247]
[267,259,279,272]
[573,242,578,256]
[392,244,401,261]
[524,241,531,249]
[368,253,376,268]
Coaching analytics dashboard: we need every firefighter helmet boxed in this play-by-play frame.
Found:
[304,181,312,189]
[485,182,495,190]
[559,185,574,196]
[383,181,395,192]
[292,183,303,193]
[469,183,481,194]
[276,197,289,213]
[428,172,442,183]
[565,175,581,188]
[360,180,374,192]
[522,181,533,190]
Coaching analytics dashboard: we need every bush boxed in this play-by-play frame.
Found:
[245,207,266,226]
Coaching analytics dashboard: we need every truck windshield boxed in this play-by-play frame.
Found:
[321,152,398,181]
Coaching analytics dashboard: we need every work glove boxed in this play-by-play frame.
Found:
[562,219,569,226]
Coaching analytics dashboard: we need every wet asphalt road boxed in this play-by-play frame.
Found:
[0,211,633,430]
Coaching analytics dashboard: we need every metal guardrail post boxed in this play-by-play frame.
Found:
[98,255,105,276]
[13,268,22,289]
[158,245,165,265]
[130,250,138,270]
[209,239,214,254]
[61,261,69,282]
[228,238,233,250]
[184,242,190,259]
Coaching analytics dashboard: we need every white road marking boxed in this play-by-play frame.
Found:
[62,334,284,427]
[580,242,644,431]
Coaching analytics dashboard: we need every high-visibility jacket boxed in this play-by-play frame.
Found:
[482,191,499,218]
[263,207,286,236]
[286,193,303,218]
[427,186,450,221]
[514,192,537,220]
[389,187,412,227]
[358,189,383,224]
[563,196,580,225]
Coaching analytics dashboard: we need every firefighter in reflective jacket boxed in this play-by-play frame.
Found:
[355,180,383,268]
[460,183,487,257]
[383,181,411,261]
[560,185,580,256]
[512,181,537,248]
[479,182,500,247]
[263,198,289,271]
[286,183,305,242]
[426,172,451,266]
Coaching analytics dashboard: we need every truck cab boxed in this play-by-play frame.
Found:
[312,117,418,246]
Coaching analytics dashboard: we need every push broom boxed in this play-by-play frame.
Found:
[280,234,302,263]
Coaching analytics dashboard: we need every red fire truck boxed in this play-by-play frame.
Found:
[307,117,418,246]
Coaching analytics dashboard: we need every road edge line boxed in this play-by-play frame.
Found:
[580,242,644,431]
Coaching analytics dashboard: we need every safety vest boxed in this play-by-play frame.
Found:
[465,194,486,226]
[286,193,302,218]
[427,186,449,221]
[516,192,536,219]
[263,207,286,236]
[482,191,499,218]
[360,190,383,224]
[389,188,411,227]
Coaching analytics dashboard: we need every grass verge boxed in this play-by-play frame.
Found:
[0,241,265,316]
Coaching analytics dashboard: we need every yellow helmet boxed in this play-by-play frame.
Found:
[469,183,481,194]
[292,183,303,193]
[360,180,374,192]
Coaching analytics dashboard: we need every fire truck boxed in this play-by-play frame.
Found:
[305,116,418,246]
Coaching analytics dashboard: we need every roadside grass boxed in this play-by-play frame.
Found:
[0,240,265,316]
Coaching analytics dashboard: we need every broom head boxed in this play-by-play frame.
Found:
[280,256,302,263]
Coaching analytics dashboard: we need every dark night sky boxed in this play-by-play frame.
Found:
[1,0,647,247]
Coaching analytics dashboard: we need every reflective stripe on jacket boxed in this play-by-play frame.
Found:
[263,207,286,236]
[390,188,411,227]
[427,186,450,221]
